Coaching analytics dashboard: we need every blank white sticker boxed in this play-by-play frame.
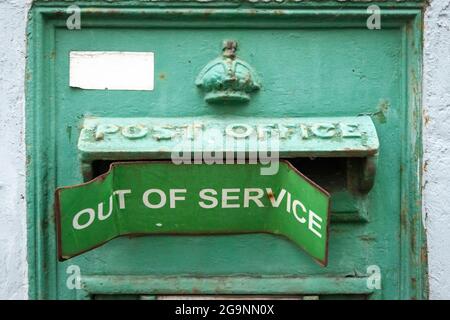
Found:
[69,51,154,90]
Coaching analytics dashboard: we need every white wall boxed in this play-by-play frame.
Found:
[0,0,31,300]
[0,0,448,299]
[423,0,450,300]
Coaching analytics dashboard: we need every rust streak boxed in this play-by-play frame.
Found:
[266,190,275,202]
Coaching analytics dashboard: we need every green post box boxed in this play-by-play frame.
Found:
[26,0,427,299]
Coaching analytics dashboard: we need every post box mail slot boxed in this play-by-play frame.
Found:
[26,0,427,299]
[78,116,378,185]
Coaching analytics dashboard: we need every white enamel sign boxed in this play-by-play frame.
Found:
[69,51,154,90]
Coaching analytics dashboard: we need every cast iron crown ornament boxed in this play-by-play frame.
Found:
[195,40,261,103]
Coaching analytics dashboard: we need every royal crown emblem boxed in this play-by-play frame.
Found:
[195,40,261,103]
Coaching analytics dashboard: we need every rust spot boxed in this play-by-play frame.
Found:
[400,206,408,231]
[410,216,417,254]
[421,245,428,263]
[359,235,376,241]
[266,190,275,202]
[96,173,107,182]
[423,160,428,173]
[424,112,430,126]
[203,9,214,17]
[159,73,166,80]
[411,277,417,290]
[375,100,389,123]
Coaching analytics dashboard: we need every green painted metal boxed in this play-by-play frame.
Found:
[195,39,261,103]
[26,0,427,299]
[78,116,379,158]
[76,275,374,300]
[56,161,330,263]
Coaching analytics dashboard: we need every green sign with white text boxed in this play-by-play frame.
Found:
[55,161,330,265]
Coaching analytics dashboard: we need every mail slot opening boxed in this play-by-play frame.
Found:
[89,157,369,194]
[288,157,375,194]
[288,157,347,192]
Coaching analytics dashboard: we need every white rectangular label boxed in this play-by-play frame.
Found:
[69,51,154,90]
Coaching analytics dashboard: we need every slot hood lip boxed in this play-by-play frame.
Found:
[78,115,379,160]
